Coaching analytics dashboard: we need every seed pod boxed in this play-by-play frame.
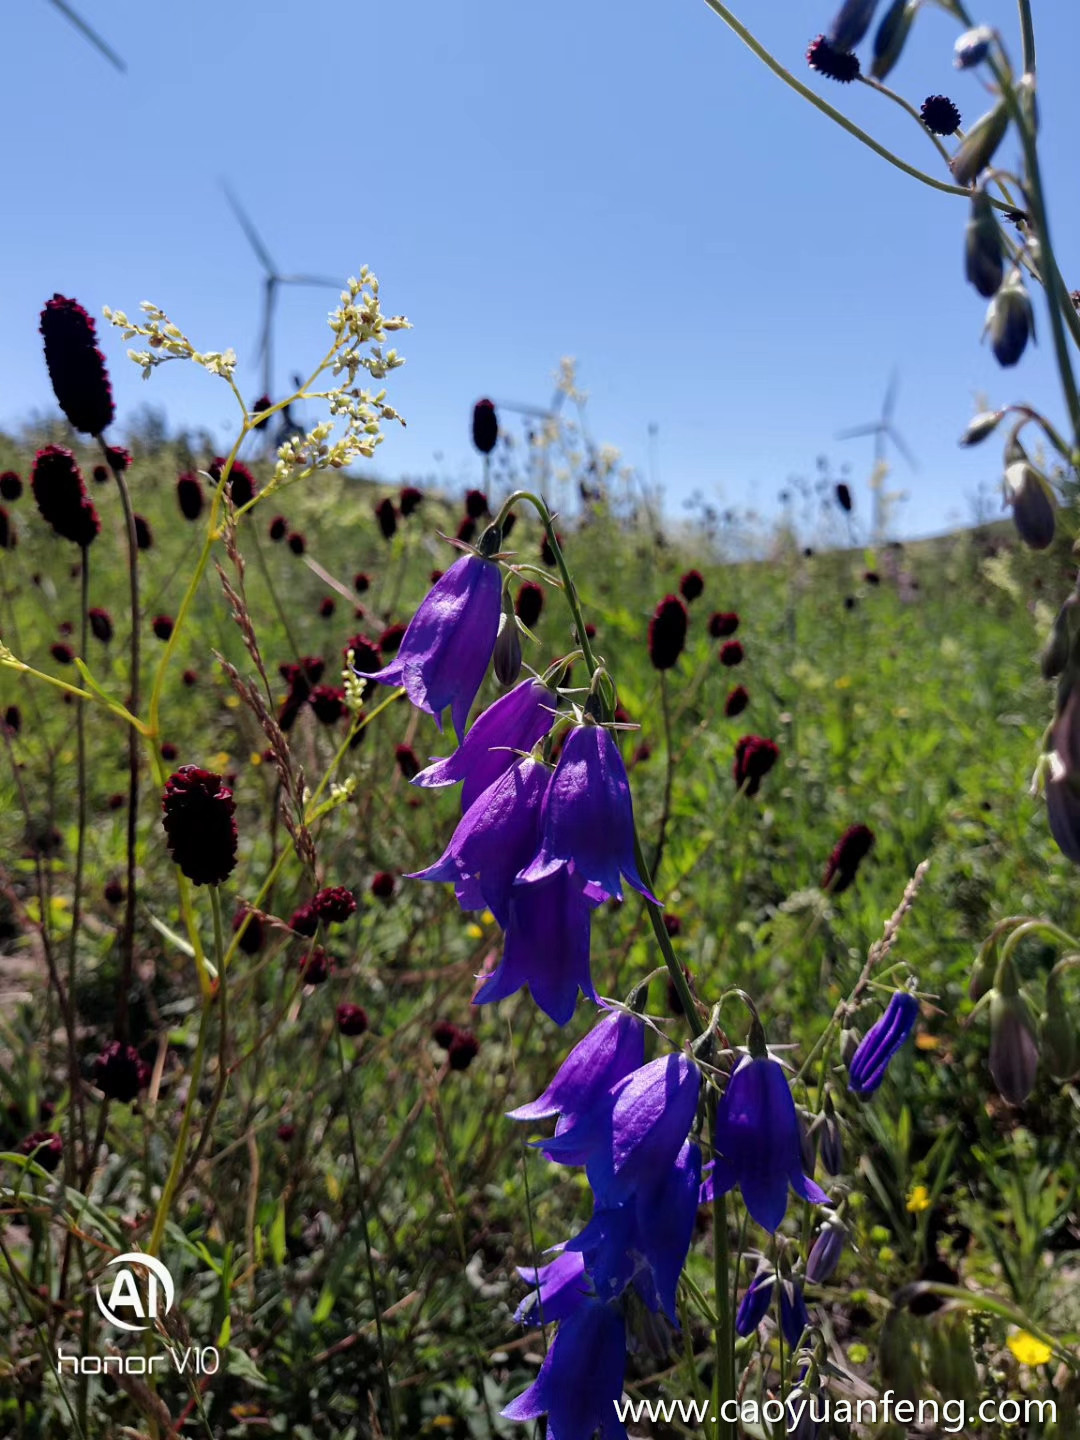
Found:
[870,0,917,81]
[986,271,1035,367]
[493,595,523,687]
[1003,461,1054,549]
[965,189,1004,298]
[959,409,1005,446]
[949,101,1009,187]
[1040,968,1077,1079]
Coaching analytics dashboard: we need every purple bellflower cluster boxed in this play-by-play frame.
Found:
[847,990,919,1095]
[504,1011,703,1434]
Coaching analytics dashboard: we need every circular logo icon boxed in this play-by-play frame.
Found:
[94,1253,175,1332]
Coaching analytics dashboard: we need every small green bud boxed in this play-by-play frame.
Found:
[949,101,1009,187]
[969,938,999,1002]
[959,409,1005,446]
[870,0,917,81]
[965,189,1004,298]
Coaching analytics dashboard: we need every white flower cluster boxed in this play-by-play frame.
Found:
[103,304,238,382]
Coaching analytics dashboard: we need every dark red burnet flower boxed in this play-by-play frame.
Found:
[680,569,705,602]
[58,620,73,636]
[251,393,273,427]
[464,488,488,519]
[541,532,563,567]
[105,445,130,473]
[313,886,357,925]
[152,615,174,641]
[182,668,198,686]
[807,34,860,82]
[287,531,306,556]
[134,514,153,550]
[662,912,682,938]
[92,464,109,484]
[4,705,21,734]
[176,472,203,521]
[370,871,395,900]
[268,514,288,541]
[107,792,125,810]
[277,1123,296,1143]
[378,622,406,654]
[375,497,397,541]
[279,655,325,730]
[345,633,382,688]
[649,594,688,671]
[161,765,238,886]
[354,572,370,594]
[448,1029,479,1071]
[733,735,779,797]
[921,94,961,136]
[51,642,74,665]
[429,570,444,585]
[31,446,100,548]
[337,1002,369,1036]
[835,483,853,513]
[309,685,346,725]
[457,515,477,546]
[709,611,739,638]
[40,294,115,436]
[516,582,544,630]
[93,1041,149,1103]
[0,471,22,501]
[18,1130,63,1172]
[395,743,420,780]
[719,640,744,667]
[160,741,178,761]
[104,879,124,905]
[399,485,423,516]
[298,947,332,985]
[502,510,517,538]
[0,507,14,550]
[822,824,875,894]
[471,398,498,455]
[724,684,749,717]
[864,570,880,585]
[318,596,336,619]
[209,457,257,507]
[289,902,319,937]
[432,1020,459,1049]
[233,905,265,954]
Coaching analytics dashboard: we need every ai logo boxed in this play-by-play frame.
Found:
[94,1253,175,1332]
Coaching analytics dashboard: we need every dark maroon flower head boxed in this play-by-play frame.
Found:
[299,947,332,985]
[807,34,860,82]
[182,668,198,687]
[516,582,545,630]
[471,398,498,455]
[649,594,689,670]
[465,488,489,519]
[31,446,99,548]
[176,472,203,521]
[835,482,853,513]
[337,1002,369,1036]
[162,765,238,886]
[709,611,740,639]
[378,622,406,654]
[663,912,683,938]
[733,735,779,797]
[0,507,14,550]
[226,460,257,508]
[541,532,562,567]
[0,470,22,501]
[233,906,265,954]
[134,514,153,550]
[457,515,477,545]
[395,743,420,780]
[18,1130,63,1172]
[313,886,357,925]
[279,656,325,697]
[432,1020,459,1049]
[502,510,517,538]
[51,642,74,665]
[318,596,336,619]
[720,640,744,667]
[309,684,346,724]
[251,394,273,425]
[105,445,130,473]
[370,871,396,900]
[4,705,21,734]
[92,464,108,484]
[277,1123,296,1143]
[40,294,114,436]
[104,879,124,905]
[93,1041,149,1103]
[864,570,880,585]
[448,1029,479,1071]
[921,94,961,136]
[268,514,287,541]
[399,485,423,516]
[287,531,306,555]
[289,902,319,937]
[107,792,125,809]
[823,824,875,894]
[375,497,398,540]
[429,570,444,584]
[680,569,705,602]
[354,572,371,594]
[345,634,382,678]
[725,684,749,717]
[160,741,178,761]
[844,596,856,612]
[152,614,174,641]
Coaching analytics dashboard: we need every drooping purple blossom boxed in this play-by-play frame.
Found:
[519,724,657,905]
[736,1268,776,1335]
[847,991,919,1096]
[705,1055,829,1231]
[806,1215,847,1284]
[514,1250,593,1326]
[364,553,502,739]
[502,1298,628,1439]
[412,676,557,812]
[507,1008,645,1134]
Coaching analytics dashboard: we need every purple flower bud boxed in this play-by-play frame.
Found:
[828,0,880,51]
[780,1278,810,1349]
[736,1268,776,1335]
[1003,461,1054,550]
[871,0,917,81]
[986,271,1035,367]
[954,24,994,69]
[806,1216,847,1283]
[493,605,522,687]
[950,101,1009,187]
[848,991,919,1095]
[965,189,1004,298]
[989,976,1039,1105]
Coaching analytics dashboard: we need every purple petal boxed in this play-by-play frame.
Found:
[513,1249,592,1325]
[585,1053,700,1204]
[507,1009,646,1127]
[501,1300,628,1439]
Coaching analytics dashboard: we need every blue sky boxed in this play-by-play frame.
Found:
[4,0,1079,538]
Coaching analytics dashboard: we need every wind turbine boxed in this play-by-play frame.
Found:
[45,0,125,72]
[222,183,342,401]
[836,369,918,472]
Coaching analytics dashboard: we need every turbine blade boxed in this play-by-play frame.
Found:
[882,368,900,423]
[46,0,126,72]
[887,425,919,471]
[835,422,881,440]
[222,182,278,276]
[278,273,343,289]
